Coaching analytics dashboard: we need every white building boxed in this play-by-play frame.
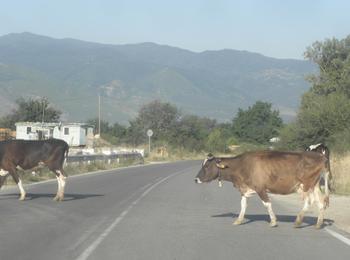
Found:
[15,122,94,147]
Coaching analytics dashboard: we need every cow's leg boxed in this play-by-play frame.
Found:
[323,171,330,207]
[9,169,26,201]
[53,175,62,201]
[59,170,67,201]
[53,169,66,201]
[233,196,248,225]
[0,175,8,189]
[313,185,325,229]
[294,192,311,228]
[258,191,277,227]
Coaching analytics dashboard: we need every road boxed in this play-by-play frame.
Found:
[0,161,349,260]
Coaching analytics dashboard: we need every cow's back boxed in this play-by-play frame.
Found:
[230,151,326,194]
[0,139,69,170]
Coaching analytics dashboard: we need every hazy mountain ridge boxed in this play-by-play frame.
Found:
[0,32,315,123]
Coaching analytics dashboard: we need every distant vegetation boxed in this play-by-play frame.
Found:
[84,99,282,154]
[0,97,282,154]
[0,32,314,123]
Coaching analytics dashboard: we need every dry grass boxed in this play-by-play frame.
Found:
[146,146,207,162]
[331,153,350,195]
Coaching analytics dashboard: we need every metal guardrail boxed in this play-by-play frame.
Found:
[66,152,144,164]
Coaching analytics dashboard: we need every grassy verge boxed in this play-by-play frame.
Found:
[3,157,144,186]
[331,153,350,195]
[144,143,271,163]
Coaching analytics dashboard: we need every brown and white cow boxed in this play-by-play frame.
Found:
[0,139,69,201]
[195,151,330,228]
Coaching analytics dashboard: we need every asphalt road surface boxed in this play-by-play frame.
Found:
[1,161,349,260]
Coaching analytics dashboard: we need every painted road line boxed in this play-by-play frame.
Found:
[76,166,195,260]
[325,227,350,247]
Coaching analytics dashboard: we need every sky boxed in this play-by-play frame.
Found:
[0,0,349,59]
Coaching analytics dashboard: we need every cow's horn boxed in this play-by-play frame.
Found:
[216,163,227,169]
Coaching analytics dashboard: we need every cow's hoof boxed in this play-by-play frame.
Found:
[53,196,59,201]
[18,197,26,201]
[315,223,322,229]
[233,219,243,225]
[270,221,277,227]
[294,221,302,228]
[294,216,303,228]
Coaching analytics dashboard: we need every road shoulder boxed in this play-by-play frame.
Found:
[272,193,350,234]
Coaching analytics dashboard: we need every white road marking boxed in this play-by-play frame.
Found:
[325,227,350,246]
[76,167,193,260]
[69,217,109,251]
[70,181,156,252]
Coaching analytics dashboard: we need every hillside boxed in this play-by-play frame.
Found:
[0,32,315,123]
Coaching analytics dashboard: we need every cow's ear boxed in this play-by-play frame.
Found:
[215,159,228,169]
[207,153,214,160]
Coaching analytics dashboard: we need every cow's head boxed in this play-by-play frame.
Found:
[195,154,227,184]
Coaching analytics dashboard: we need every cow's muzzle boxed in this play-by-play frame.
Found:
[194,178,202,184]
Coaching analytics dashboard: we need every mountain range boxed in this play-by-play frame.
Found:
[0,32,315,124]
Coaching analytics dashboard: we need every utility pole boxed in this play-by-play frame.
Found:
[98,93,101,137]
[41,98,45,124]
[41,98,46,140]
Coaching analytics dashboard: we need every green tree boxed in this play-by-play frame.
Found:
[0,97,61,129]
[86,119,128,145]
[205,129,227,152]
[170,115,216,151]
[124,120,145,147]
[131,100,180,142]
[280,92,350,149]
[232,101,283,144]
[280,35,350,150]
[205,123,237,153]
[86,118,111,135]
[304,36,350,97]
[111,122,127,140]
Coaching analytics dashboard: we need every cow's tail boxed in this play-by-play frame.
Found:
[323,163,330,208]
[326,159,333,192]
[64,144,69,167]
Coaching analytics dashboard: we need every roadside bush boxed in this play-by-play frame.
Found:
[232,143,270,155]
[328,129,350,154]
[331,153,350,195]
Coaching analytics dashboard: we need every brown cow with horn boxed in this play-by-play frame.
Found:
[195,150,330,228]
